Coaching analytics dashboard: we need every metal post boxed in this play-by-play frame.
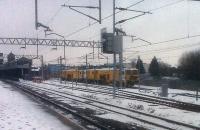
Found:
[36,43,39,57]
[119,50,123,89]
[98,46,100,59]
[86,54,88,85]
[196,89,199,101]
[35,0,38,30]
[63,45,66,65]
[93,42,95,59]
[64,45,66,59]
[107,57,109,67]
[99,0,102,24]
[113,0,116,98]
[60,56,62,83]
[138,57,141,91]
[41,55,44,80]
[118,30,123,90]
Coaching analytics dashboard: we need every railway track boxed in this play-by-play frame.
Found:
[8,80,200,130]
[43,81,200,112]
[5,81,112,130]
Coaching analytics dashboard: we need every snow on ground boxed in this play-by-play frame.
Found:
[46,79,200,105]
[127,85,200,105]
[19,79,200,128]
[0,81,74,130]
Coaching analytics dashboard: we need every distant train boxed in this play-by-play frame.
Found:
[60,68,139,87]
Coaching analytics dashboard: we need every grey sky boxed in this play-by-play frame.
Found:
[0,0,200,66]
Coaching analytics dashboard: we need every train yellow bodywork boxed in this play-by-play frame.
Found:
[60,68,139,87]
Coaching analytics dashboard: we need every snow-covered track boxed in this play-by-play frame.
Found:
[8,81,200,130]
[44,81,200,112]
[4,80,111,130]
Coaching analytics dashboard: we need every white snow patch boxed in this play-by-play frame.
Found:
[0,81,74,130]
[19,79,200,128]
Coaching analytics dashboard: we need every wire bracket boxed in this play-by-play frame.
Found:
[35,0,51,31]
[115,4,152,25]
[62,0,102,24]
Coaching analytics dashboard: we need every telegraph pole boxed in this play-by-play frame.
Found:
[35,0,38,30]
[64,45,66,65]
[138,56,141,91]
[113,0,117,98]
[41,55,44,80]
[59,56,62,83]
[35,0,51,31]
[119,47,123,89]
[86,54,88,85]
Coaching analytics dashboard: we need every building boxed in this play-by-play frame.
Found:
[47,64,64,74]
[47,64,65,78]
[17,57,32,67]
[0,53,3,64]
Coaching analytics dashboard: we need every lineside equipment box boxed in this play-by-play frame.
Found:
[101,28,123,54]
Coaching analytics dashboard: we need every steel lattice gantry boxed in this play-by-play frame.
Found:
[0,37,101,48]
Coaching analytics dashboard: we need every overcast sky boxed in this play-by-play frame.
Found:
[0,0,200,66]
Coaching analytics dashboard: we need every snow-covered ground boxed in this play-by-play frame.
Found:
[0,81,75,130]
[45,79,200,105]
[127,84,200,105]
[18,79,200,129]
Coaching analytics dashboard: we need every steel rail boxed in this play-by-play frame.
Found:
[14,81,200,130]
[43,81,200,112]
[17,83,175,130]
[5,81,110,130]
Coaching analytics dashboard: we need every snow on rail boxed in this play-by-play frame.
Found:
[18,79,200,129]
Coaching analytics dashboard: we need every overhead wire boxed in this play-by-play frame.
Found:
[124,42,200,62]
[121,0,187,50]
[46,6,63,26]
[187,0,190,37]
[63,0,185,39]
[63,0,145,38]
[40,0,197,65]
[39,1,69,60]
[124,34,200,50]
[37,2,65,35]
[126,42,200,55]
[148,0,184,12]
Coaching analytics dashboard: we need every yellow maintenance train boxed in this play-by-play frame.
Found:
[60,68,139,87]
